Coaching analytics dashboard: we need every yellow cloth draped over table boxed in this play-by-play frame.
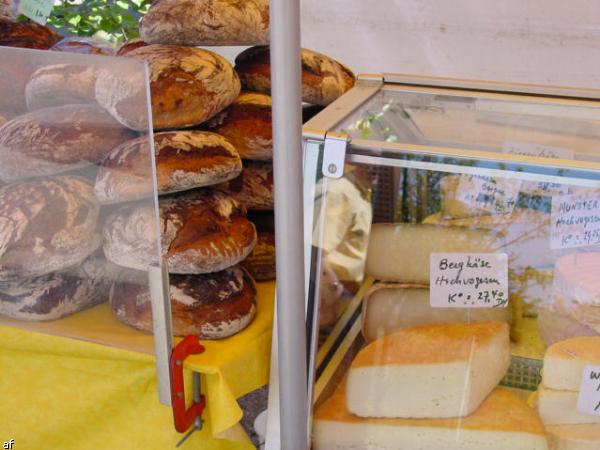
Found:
[0,282,275,450]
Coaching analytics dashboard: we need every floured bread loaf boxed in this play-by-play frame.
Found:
[241,210,275,281]
[543,337,600,391]
[0,254,112,321]
[216,161,273,210]
[546,424,600,450]
[365,223,504,283]
[0,0,15,18]
[110,265,257,338]
[205,92,272,160]
[103,190,256,273]
[538,386,600,425]
[313,386,548,450]
[0,18,61,49]
[362,283,512,342]
[0,177,101,281]
[95,131,242,204]
[97,45,240,130]
[0,104,135,181]
[235,46,355,106]
[50,36,114,55]
[140,0,269,47]
[115,38,149,56]
[25,64,99,111]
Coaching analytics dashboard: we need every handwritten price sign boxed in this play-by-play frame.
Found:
[551,194,600,250]
[18,0,53,25]
[430,253,509,308]
[456,174,521,216]
[577,365,600,416]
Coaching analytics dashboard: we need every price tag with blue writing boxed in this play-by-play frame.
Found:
[18,0,54,25]
[430,253,508,308]
[577,365,600,416]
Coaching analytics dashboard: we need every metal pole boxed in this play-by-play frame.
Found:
[270,0,308,448]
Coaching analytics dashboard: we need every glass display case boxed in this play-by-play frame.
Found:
[303,74,600,449]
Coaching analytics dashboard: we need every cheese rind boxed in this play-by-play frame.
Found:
[365,223,504,284]
[347,322,510,418]
[546,424,600,450]
[554,253,600,306]
[543,337,600,391]
[313,387,548,450]
[362,283,512,342]
[538,386,600,425]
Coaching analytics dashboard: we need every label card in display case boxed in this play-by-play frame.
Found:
[18,0,53,25]
[551,194,600,249]
[456,174,521,216]
[430,253,509,308]
[577,365,600,416]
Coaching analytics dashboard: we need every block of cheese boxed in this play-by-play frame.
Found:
[538,386,600,425]
[362,283,512,342]
[537,303,599,347]
[546,424,600,450]
[543,337,600,391]
[313,386,548,450]
[365,223,504,283]
[346,321,510,418]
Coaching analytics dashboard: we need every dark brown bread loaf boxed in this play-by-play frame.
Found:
[0,176,101,281]
[95,131,242,204]
[0,18,61,49]
[110,265,257,338]
[241,210,275,281]
[50,36,115,55]
[25,64,99,111]
[96,45,241,130]
[0,104,136,181]
[235,46,356,106]
[204,92,272,161]
[115,38,149,56]
[217,161,273,210]
[0,253,112,321]
[103,189,257,273]
[140,0,269,47]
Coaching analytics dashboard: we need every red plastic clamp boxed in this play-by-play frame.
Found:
[170,335,206,433]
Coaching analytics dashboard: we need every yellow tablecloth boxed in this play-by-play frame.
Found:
[0,282,275,450]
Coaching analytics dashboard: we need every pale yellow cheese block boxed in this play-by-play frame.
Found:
[365,223,504,284]
[346,321,510,418]
[313,386,548,450]
[546,424,600,450]
[543,337,600,391]
[538,386,600,425]
[362,283,512,342]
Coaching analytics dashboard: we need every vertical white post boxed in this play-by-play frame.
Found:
[270,0,309,448]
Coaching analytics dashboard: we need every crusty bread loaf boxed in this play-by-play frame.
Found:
[0,253,112,321]
[103,190,257,273]
[241,211,275,281]
[0,55,36,117]
[0,0,15,19]
[217,161,273,210]
[0,18,61,49]
[50,36,114,55]
[0,176,101,281]
[205,92,272,160]
[115,38,149,56]
[235,46,355,106]
[97,44,241,130]
[0,104,136,181]
[140,0,269,47]
[110,265,257,338]
[25,64,99,111]
[95,131,242,204]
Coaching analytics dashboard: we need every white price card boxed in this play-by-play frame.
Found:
[456,174,521,216]
[551,193,600,250]
[503,141,573,196]
[430,253,509,308]
[18,0,53,25]
[577,365,600,416]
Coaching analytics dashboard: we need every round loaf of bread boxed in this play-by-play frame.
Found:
[0,176,101,281]
[205,92,272,160]
[140,0,269,47]
[115,38,149,56]
[0,104,136,181]
[0,18,61,49]
[26,64,99,111]
[95,131,242,204]
[217,161,273,210]
[235,46,355,106]
[97,45,241,130]
[110,265,257,338]
[103,189,257,273]
[0,253,112,321]
[241,211,275,281]
[50,36,114,55]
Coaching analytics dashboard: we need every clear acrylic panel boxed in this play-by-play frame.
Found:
[0,47,162,353]
[306,136,600,449]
